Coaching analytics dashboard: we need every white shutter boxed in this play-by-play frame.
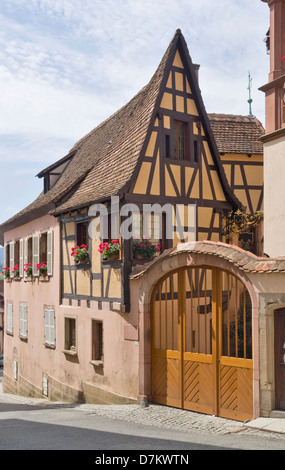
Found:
[7,303,13,334]
[47,231,53,276]
[9,241,14,277]
[50,309,55,346]
[32,234,39,276]
[19,239,24,277]
[20,304,28,338]
[44,308,55,346]
[44,308,51,345]
[24,238,28,271]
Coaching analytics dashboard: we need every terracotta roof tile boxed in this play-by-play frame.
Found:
[208,114,264,155]
[130,241,285,279]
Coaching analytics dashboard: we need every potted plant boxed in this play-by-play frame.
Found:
[37,261,48,279]
[12,264,20,279]
[71,244,89,263]
[24,263,33,281]
[98,240,120,260]
[133,239,161,259]
[2,267,10,280]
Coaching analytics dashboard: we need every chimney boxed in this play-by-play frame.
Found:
[193,64,200,83]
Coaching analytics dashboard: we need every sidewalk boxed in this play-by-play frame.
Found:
[1,373,285,437]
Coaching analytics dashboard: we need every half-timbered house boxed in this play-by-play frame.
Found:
[0,29,268,419]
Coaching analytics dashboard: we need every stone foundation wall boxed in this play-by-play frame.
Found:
[3,372,136,405]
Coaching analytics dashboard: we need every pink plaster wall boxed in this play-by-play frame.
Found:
[3,215,139,401]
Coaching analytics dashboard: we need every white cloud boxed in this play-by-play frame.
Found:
[0,0,270,225]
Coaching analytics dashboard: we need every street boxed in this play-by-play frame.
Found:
[0,372,285,453]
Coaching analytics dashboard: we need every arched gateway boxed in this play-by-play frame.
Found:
[131,241,259,422]
[151,266,253,421]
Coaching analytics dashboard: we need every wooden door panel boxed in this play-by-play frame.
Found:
[183,359,215,414]
[152,353,181,408]
[219,363,253,421]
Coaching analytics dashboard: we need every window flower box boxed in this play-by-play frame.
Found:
[133,240,161,259]
[2,267,11,280]
[37,262,49,280]
[98,240,120,261]
[71,244,89,263]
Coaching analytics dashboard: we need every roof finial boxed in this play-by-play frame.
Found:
[247,70,254,118]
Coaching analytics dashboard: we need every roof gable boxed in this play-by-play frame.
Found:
[0,29,245,239]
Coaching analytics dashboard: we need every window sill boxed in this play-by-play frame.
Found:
[62,349,77,356]
[75,260,90,270]
[39,275,50,282]
[90,360,103,367]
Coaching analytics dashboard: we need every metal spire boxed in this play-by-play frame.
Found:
[247,71,254,118]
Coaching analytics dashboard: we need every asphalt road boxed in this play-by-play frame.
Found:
[0,370,285,453]
[0,401,285,453]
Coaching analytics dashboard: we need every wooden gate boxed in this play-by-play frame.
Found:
[151,266,253,421]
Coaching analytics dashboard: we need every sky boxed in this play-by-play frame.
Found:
[0,0,270,229]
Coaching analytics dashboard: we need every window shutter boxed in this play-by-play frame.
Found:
[32,234,39,276]
[44,308,50,345]
[19,239,24,277]
[47,230,53,276]
[24,238,28,268]
[20,304,28,338]
[9,241,14,278]
[44,308,55,346]
[7,303,13,334]
[49,309,55,346]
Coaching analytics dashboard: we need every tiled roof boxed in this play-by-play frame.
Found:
[130,240,285,279]
[0,30,175,239]
[208,114,264,155]
[0,32,261,241]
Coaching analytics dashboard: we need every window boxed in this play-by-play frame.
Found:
[77,221,88,246]
[193,138,200,163]
[91,320,103,363]
[44,307,55,347]
[132,212,161,244]
[64,317,76,353]
[19,303,28,339]
[6,302,13,335]
[174,120,188,160]
[32,231,53,276]
[40,232,47,264]
[165,134,171,158]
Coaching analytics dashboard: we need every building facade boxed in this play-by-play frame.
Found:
[0,29,271,419]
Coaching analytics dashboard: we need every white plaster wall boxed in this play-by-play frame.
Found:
[264,136,285,257]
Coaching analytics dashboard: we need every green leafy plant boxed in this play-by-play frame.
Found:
[24,263,33,277]
[37,261,47,276]
[98,240,120,259]
[2,267,10,278]
[133,239,161,259]
[71,244,89,262]
[12,264,20,278]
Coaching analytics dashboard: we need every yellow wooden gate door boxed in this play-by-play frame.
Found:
[151,266,253,422]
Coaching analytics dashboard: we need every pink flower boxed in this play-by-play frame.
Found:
[282,56,285,61]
